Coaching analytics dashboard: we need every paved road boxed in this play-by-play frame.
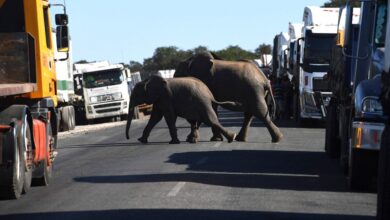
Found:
[0,109,376,220]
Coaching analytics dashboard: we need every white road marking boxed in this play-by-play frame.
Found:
[213,142,222,148]
[196,157,208,165]
[167,182,186,197]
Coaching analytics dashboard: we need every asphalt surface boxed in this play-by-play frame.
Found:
[0,109,377,220]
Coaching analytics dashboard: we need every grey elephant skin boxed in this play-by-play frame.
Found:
[125,75,238,144]
[174,52,283,143]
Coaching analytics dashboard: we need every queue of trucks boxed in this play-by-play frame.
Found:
[0,0,142,199]
[272,0,389,194]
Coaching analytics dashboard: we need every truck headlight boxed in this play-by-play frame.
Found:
[352,122,384,150]
[90,96,98,103]
[362,97,383,113]
[112,92,122,100]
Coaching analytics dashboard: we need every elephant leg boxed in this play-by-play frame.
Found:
[253,99,283,143]
[235,112,253,142]
[164,111,180,144]
[210,104,223,141]
[186,120,200,143]
[204,113,236,143]
[139,109,163,143]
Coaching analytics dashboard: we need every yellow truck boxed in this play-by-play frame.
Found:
[0,0,69,199]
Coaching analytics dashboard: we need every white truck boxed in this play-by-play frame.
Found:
[73,61,130,123]
[52,31,76,131]
[293,6,340,124]
[272,32,290,79]
[287,22,304,80]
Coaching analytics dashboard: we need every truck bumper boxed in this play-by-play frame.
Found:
[86,100,128,120]
[300,91,332,119]
[351,121,385,151]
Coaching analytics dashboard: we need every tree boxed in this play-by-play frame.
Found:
[129,61,143,73]
[255,44,272,57]
[214,45,257,60]
[323,0,360,7]
[74,60,88,64]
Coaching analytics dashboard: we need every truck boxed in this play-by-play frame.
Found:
[73,61,130,124]
[0,0,69,199]
[52,30,76,132]
[271,32,290,80]
[377,1,390,218]
[286,23,303,79]
[292,6,340,124]
[325,0,387,190]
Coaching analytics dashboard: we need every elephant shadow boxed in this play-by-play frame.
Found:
[164,149,350,192]
[74,149,353,192]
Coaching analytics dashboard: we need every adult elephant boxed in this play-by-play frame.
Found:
[174,52,283,143]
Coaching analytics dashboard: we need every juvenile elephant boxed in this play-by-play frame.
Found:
[174,51,283,143]
[125,75,238,144]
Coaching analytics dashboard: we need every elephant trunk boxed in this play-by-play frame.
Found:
[125,94,137,140]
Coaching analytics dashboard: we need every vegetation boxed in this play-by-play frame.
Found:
[323,0,360,7]
[126,44,271,79]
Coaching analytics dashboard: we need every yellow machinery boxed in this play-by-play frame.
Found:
[0,0,69,199]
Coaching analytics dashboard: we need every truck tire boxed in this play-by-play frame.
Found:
[32,123,53,186]
[18,115,33,194]
[377,126,390,220]
[69,106,76,130]
[0,122,25,200]
[325,100,340,158]
[60,107,71,131]
[348,148,375,190]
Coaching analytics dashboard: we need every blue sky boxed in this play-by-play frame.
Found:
[61,0,328,63]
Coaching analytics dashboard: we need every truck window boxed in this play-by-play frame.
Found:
[43,7,52,49]
[374,4,387,47]
[304,33,335,66]
[0,0,25,33]
[83,69,124,88]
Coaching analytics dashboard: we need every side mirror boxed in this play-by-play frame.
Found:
[55,14,68,25]
[56,26,69,52]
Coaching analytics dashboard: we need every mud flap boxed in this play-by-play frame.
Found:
[314,92,327,118]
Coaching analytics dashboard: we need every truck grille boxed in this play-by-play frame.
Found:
[94,102,121,109]
[313,78,329,92]
[96,108,121,114]
[93,102,122,114]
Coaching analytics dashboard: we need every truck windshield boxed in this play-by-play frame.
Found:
[83,69,123,88]
[304,33,335,64]
[374,3,387,47]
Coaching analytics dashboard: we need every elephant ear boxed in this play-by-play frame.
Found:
[145,75,167,104]
[189,53,214,77]
[174,60,191,77]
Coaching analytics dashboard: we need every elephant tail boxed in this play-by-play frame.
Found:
[213,100,243,112]
[265,81,276,120]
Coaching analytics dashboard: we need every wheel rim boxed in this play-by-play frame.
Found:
[15,137,21,182]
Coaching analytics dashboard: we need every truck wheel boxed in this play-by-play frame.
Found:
[377,126,390,220]
[69,106,76,130]
[61,107,71,131]
[32,123,53,186]
[18,115,33,194]
[325,100,340,158]
[348,148,375,190]
[0,123,25,199]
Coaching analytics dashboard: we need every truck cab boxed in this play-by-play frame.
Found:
[296,7,339,122]
[325,0,387,190]
[73,61,130,123]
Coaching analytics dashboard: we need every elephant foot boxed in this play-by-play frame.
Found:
[227,133,237,143]
[138,137,148,144]
[169,139,181,144]
[235,133,247,142]
[210,134,223,142]
[272,133,284,143]
[186,136,198,144]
